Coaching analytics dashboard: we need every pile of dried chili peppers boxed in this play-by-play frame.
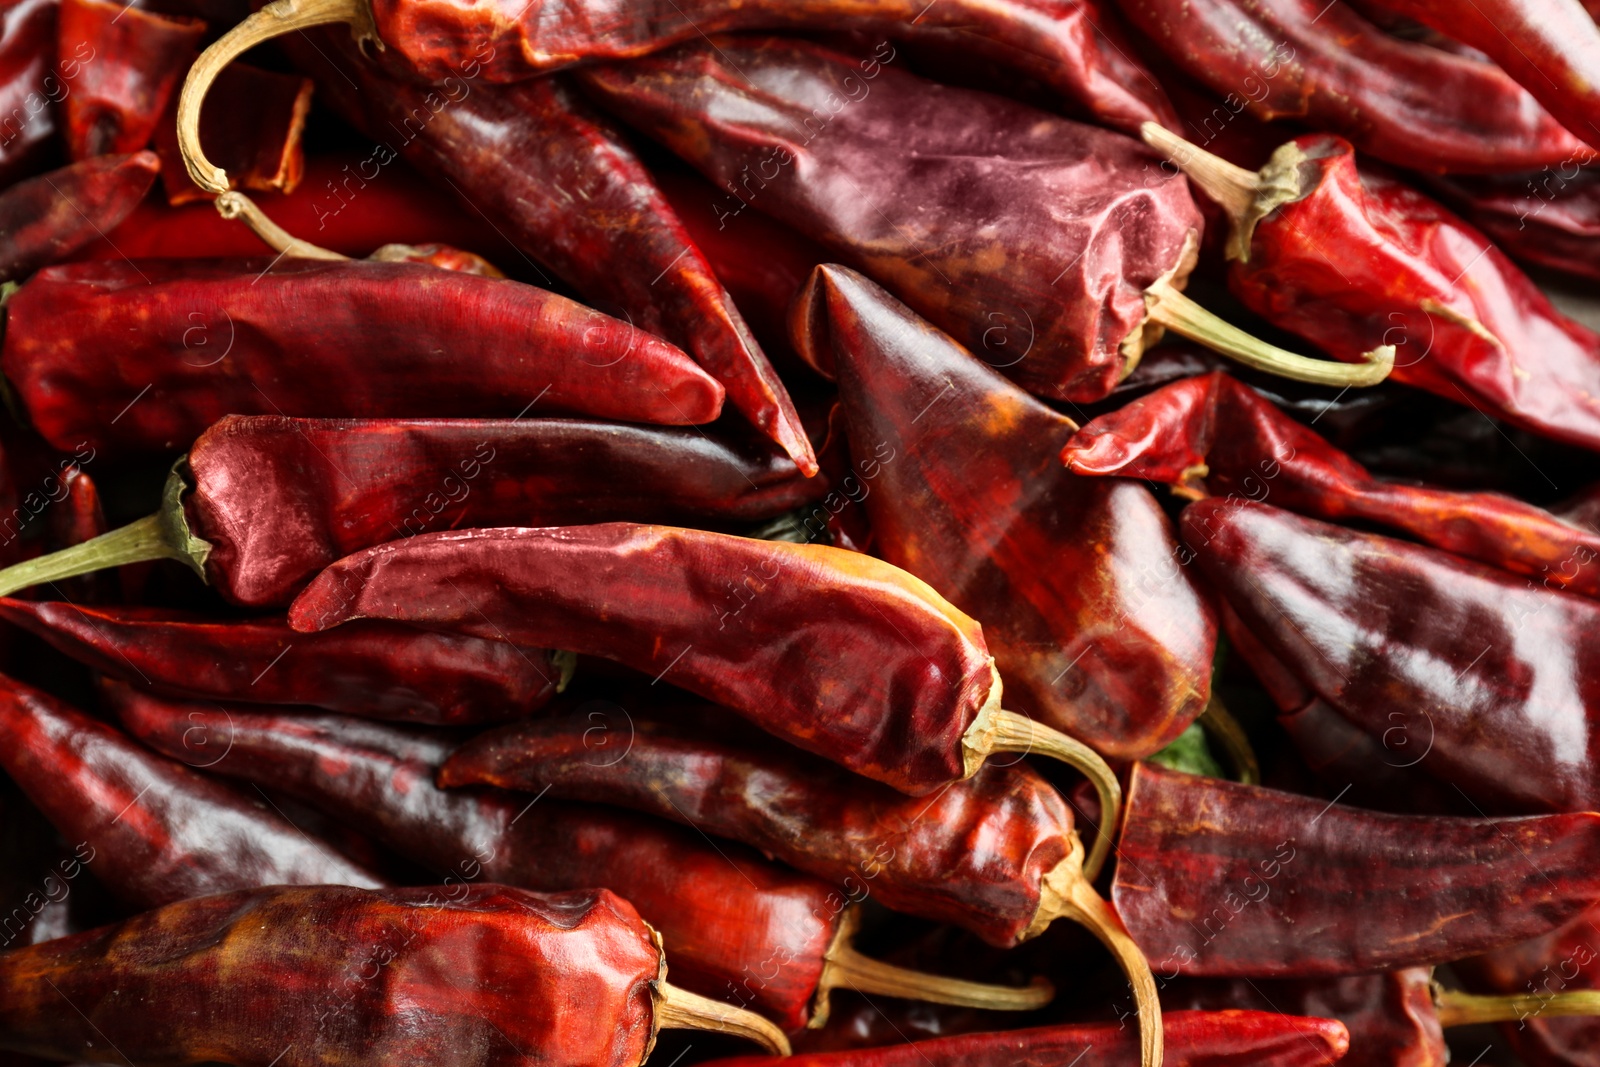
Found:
[7,0,1600,1064]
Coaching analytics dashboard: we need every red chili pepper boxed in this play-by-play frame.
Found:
[436,708,1163,1065]
[0,0,64,187]
[1185,496,1600,814]
[1144,125,1600,453]
[41,463,112,603]
[0,884,790,1065]
[151,62,312,204]
[1113,761,1600,976]
[0,670,382,910]
[794,264,1217,760]
[0,599,562,724]
[55,0,203,159]
[0,151,158,284]
[0,258,723,455]
[111,685,1053,1031]
[1064,371,1600,597]
[1120,0,1590,172]
[1430,168,1600,284]
[576,37,1389,402]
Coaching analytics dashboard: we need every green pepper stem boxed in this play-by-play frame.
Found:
[654,979,791,1054]
[1434,984,1600,1028]
[1140,122,1259,224]
[1200,693,1260,785]
[1144,280,1395,387]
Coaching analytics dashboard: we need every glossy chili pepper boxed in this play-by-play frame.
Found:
[0,0,64,188]
[1114,761,1600,976]
[1120,0,1590,172]
[1064,371,1600,597]
[0,599,561,724]
[438,709,1164,1066]
[578,37,1390,401]
[1430,167,1600,284]
[43,463,111,603]
[1145,125,1600,453]
[0,257,723,455]
[151,62,311,204]
[793,264,1216,760]
[0,151,158,283]
[287,521,1127,879]
[0,669,382,910]
[1185,496,1600,814]
[0,414,823,608]
[56,0,203,159]
[0,884,790,1065]
[112,686,1052,1032]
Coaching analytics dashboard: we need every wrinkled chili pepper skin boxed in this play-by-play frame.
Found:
[3,258,723,454]
[111,688,837,1031]
[1184,498,1600,814]
[55,0,203,159]
[0,0,63,188]
[0,671,381,911]
[796,264,1214,759]
[1065,371,1600,597]
[0,600,558,724]
[0,152,159,284]
[1227,134,1600,452]
[184,414,824,608]
[291,524,995,796]
[281,33,813,476]
[1120,0,1589,172]
[702,1011,1348,1067]
[1113,762,1600,977]
[1431,169,1600,283]
[578,37,1201,403]
[0,885,661,1067]
[440,712,1071,948]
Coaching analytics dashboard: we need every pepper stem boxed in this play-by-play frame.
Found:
[1031,838,1163,1067]
[1144,280,1395,387]
[0,462,208,598]
[810,906,1054,1028]
[654,979,791,1054]
[968,708,1121,882]
[1433,983,1600,1027]
[1199,693,1260,785]
[216,191,346,261]
[177,0,378,195]
[1140,123,1259,223]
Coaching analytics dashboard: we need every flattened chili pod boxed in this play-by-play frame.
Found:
[795,263,1216,761]
[0,152,161,284]
[0,884,790,1065]
[1,258,724,455]
[1113,762,1600,977]
[57,0,203,159]
[1184,498,1600,814]
[112,687,1051,1032]
[0,671,381,910]
[577,37,1388,402]
[1065,371,1600,597]
[0,599,561,724]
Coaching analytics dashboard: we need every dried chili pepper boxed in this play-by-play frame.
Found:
[575,37,1389,402]
[0,599,562,724]
[0,413,821,608]
[0,0,65,187]
[1430,168,1600,284]
[1145,124,1600,453]
[56,0,203,159]
[0,151,159,283]
[0,884,790,1064]
[0,257,724,455]
[152,62,312,204]
[793,264,1216,760]
[1121,0,1590,172]
[112,686,1052,1031]
[0,669,382,910]
[1113,761,1600,976]
[439,709,1163,1067]
[42,463,112,603]
[1064,371,1600,597]
[1184,497,1600,814]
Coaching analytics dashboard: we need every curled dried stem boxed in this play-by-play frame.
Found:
[1200,692,1260,785]
[216,191,346,261]
[654,979,791,1054]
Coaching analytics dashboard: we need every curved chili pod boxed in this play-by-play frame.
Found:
[1121,0,1589,172]
[1,258,723,454]
[0,151,160,284]
[1431,168,1600,283]
[1065,371,1600,597]
[0,670,381,910]
[56,0,203,159]
[0,0,63,187]
[795,264,1215,759]
[1114,761,1600,977]
[1185,497,1600,814]
[0,884,789,1065]
[0,599,560,724]
[112,686,1051,1031]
